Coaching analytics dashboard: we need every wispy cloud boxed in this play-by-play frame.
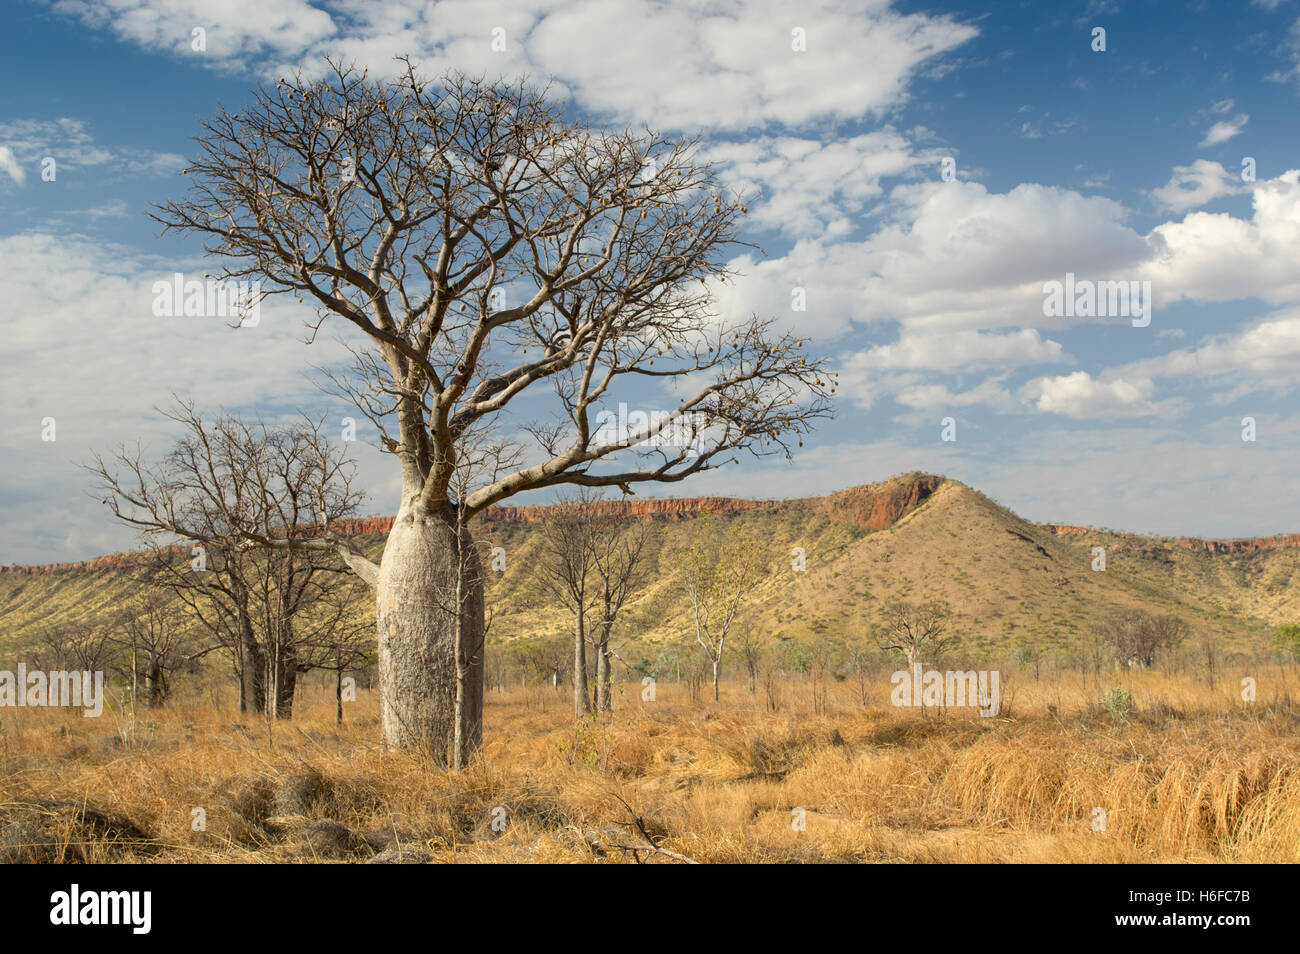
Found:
[0,145,24,184]
[0,117,186,188]
[1199,112,1248,146]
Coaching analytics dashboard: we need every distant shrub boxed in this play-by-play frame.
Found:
[1274,623,1300,662]
[1102,687,1135,723]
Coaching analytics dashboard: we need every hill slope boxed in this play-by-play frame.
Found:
[1,473,1294,661]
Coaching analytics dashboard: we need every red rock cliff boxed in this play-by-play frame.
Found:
[822,473,944,531]
[1040,525,1300,554]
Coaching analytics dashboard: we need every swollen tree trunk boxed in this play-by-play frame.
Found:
[574,611,591,717]
[712,657,721,702]
[376,502,484,762]
[452,515,472,772]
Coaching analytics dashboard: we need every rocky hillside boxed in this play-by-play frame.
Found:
[1,472,1294,660]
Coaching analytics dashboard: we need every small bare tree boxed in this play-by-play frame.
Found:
[1199,633,1221,689]
[90,401,367,718]
[586,501,653,712]
[847,644,876,707]
[537,489,600,717]
[878,600,955,667]
[29,625,113,674]
[1079,626,1111,686]
[293,586,373,725]
[1101,611,1188,669]
[112,593,194,707]
[735,622,764,694]
[809,639,832,715]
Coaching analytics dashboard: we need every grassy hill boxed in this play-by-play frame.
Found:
[2,472,1295,663]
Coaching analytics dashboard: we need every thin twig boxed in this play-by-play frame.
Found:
[608,793,699,864]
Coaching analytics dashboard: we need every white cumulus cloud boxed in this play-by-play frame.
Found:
[1151,160,1246,213]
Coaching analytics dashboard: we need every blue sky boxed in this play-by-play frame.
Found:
[2,0,1300,563]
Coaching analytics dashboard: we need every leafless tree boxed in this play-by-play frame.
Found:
[111,593,195,707]
[1101,611,1189,669]
[159,546,285,713]
[536,490,653,714]
[809,639,831,715]
[878,600,956,667]
[735,622,764,694]
[29,625,113,674]
[89,401,367,718]
[1079,626,1111,686]
[293,585,373,725]
[683,651,709,705]
[846,644,875,708]
[759,652,782,713]
[1198,633,1221,689]
[150,60,835,759]
[588,505,652,712]
[536,489,600,717]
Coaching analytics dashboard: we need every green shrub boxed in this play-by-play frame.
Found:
[1102,686,1135,723]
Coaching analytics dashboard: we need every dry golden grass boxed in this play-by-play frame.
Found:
[2,667,1298,863]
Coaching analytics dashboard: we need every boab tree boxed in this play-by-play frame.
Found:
[152,59,835,762]
[1100,611,1188,669]
[878,600,955,667]
[111,592,196,708]
[90,402,367,719]
[536,488,648,716]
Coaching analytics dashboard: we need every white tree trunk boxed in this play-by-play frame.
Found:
[376,502,484,761]
[574,610,591,717]
[595,634,612,713]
